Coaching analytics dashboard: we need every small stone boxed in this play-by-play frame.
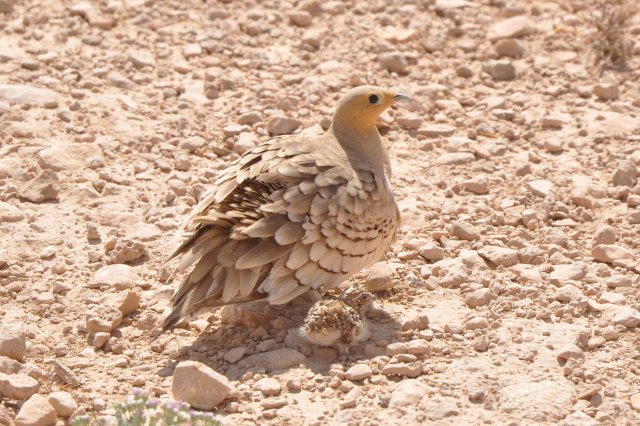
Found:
[378,52,408,74]
[0,84,59,107]
[395,112,422,130]
[344,364,372,381]
[549,263,587,285]
[102,289,141,317]
[418,243,444,262]
[386,342,409,356]
[594,225,616,245]
[598,292,626,305]
[418,124,457,138]
[267,116,302,136]
[0,373,40,399]
[182,43,202,59]
[0,202,25,223]
[234,132,257,154]
[406,339,431,355]
[255,378,281,396]
[612,159,637,187]
[487,16,536,41]
[14,394,57,426]
[238,348,305,372]
[592,244,636,264]
[288,11,312,27]
[19,171,60,203]
[464,288,493,308]
[172,360,235,410]
[482,60,516,81]
[450,221,479,241]
[48,391,78,417]
[556,344,585,362]
[495,38,526,58]
[0,0,14,13]
[436,152,475,165]
[593,78,619,100]
[85,305,123,334]
[554,284,584,303]
[462,177,489,194]
[223,346,247,364]
[402,313,430,331]
[92,264,138,290]
[606,275,632,288]
[611,307,640,328]
[630,393,640,412]
[127,50,155,69]
[363,262,396,292]
[527,179,554,198]
[388,379,428,407]
[465,316,489,330]
[180,136,206,152]
[92,332,110,349]
[478,245,518,267]
[0,325,26,362]
[381,362,422,378]
[109,239,146,264]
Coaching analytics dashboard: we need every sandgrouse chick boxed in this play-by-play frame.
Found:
[300,290,374,353]
[162,85,407,330]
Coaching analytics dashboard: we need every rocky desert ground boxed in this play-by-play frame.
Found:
[1,0,640,425]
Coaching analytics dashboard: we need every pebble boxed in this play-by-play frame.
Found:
[556,344,585,362]
[381,362,422,378]
[395,112,423,130]
[172,360,235,410]
[363,262,396,292]
[92,264,138,290]
[436,152,475,165]
[344,364,372,381]
[0,84,59,107]
[418,243,444,262]
[487,16,536,41]
[594,225,616,245]
[0,373,40,399]
[223,346,247,364]
[418,124,457,138]
[478,245,518,267]
[554,284,583,303]
[0,325,26,362]
[450,221,479,241]
[48,391,77,417]
[527,179,554,198]
[598,292,626,305]
[549,263,586,285]
[464,288,493,308]
[465,316,489,330]
[606,275,632,288]
[38,143,103,171]
[85,305,123,334]
[462,177,489,194]
[14,394,57,426]
[388,379,428,407]
[611,307,640,328]
[0,201,25,222]
[456,65,473,78]
[109,239,147,264]
[483,60,516,81]
[255,378,281,396]
[267,116,302,136]
[127,50,155,69]
[592,244,636,264]
[612,160,637,187]
[593,78,619,100]
[102,289,141,316]
[402,313,430,331]
[238,348,305,372]
[378,52,408,74]
[495,38,526,58]
[288,11,312,27]
[630,393,640,412]
[182,43,202,59]
[19,171,61,203]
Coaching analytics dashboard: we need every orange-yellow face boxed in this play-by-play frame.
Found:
[333,85,409,129]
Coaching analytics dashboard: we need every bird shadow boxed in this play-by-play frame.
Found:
[166,292,405,381]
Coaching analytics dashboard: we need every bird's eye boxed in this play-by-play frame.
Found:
[368,94,379,104]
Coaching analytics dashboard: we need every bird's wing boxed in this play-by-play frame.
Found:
[162,134,398,329]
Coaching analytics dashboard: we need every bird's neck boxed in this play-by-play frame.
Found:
[329,120,392,178]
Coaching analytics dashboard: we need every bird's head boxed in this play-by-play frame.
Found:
[332,85,410,131]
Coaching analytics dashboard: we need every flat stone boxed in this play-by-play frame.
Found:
[85,305,123,334]
[436,152,475,165]
[478,245,518,267]
[450,221,479,241]
[483,60,516,81]
[344,364,373,381]
[464,288,493,307]
[0,325,26,362]
[101,289,141,316]
[0,84,59,107]
[418,124,457,138]
[48,391,77,417]
[378,51,408,74]
[14,394,57,426]
[0,373,40,399]
[92,264,139,290]
[37,142,103,171]
[238,348,306,372]
[19,171,60,203]
[172,360,235,410]
[592,244,636,264]
[630,393,640,412]
[388,379,429,407]
[611,307,640,328]
[418,243,444,262]
[549,263,587,285]
[499,380,572,422]
[557,344,585,362]
[255,377,281,396]
[381,361,422,378]
[0,201,25,223]
[527,179,554,198]
[223,346,247,364]
[487,16,536,41]
[267,116,302,136]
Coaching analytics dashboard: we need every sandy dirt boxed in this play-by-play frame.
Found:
[1,0,640,425]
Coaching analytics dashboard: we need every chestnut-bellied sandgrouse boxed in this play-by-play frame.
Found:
[162,85,406,330]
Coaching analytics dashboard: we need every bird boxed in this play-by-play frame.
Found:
[299,289,374,353]
[162,85,407,330]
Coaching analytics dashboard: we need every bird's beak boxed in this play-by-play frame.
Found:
[393,93,411,102]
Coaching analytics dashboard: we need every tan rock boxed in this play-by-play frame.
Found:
[47,391,77,417]
[172,360,235,410]
[0,373,40,399]
[14,394,57,426]
[0,325,26,361]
